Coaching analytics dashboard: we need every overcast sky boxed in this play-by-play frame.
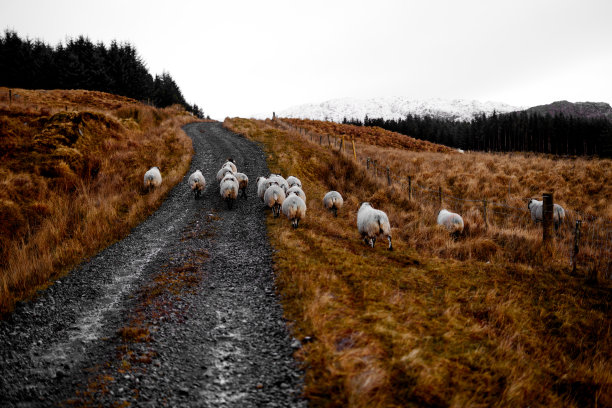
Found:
[2,0,611,119]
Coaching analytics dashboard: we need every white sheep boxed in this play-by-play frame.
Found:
[286,186,306,202]
[235,172,249,198]
[527,199,566,230]
[437,209,464,235]
[286,176,302,189]
[323,191,343,217]
[264,183,286,217]
[220,174,239,209]
[256,176,269,202]
[282,191,307,228]
[143,167,162,191]
[216,167,234,183]
[188,170,206,199]
[223,158,237,173]
[357,202,393,250]
[268,174,289,192]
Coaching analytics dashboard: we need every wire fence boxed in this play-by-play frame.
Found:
[275,119,612,280]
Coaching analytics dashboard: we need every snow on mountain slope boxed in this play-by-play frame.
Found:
[260,97,524,122]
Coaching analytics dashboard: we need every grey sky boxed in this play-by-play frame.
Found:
[2,0,611,119]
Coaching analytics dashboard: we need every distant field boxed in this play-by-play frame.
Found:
[0,88,197,316]
[225,117,611,407]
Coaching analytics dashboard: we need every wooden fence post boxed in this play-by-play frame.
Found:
[272,111,276,121]
[542,193,554,244]
[9,89,12,105]
[408,176,412,200]
[328,134,330,146]
[438,187,443,207]
[483,199,488,229]
[366,158,370,170]
[571,220,582,273]
[386,167,391,186]
[352,138,357,160]
[319,135,322,145]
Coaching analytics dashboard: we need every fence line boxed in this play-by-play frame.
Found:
[273,119,612,279]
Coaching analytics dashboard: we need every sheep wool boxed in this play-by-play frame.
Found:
[286,186,306,202]
[323,191,343,217]
[220,174,239,209]
[222,159,237,173]
[216,167,234,183]
[357,202,393,250]
[264,184,286,217]
[282,192,307,228]
[527,199,566,230]
[256,176,269,202]
[188,170,206,199]
[235,172,249,198]
[437,209,464,234]
[268,175,289,193]
[286,176,302,189]
[144,167,162,190]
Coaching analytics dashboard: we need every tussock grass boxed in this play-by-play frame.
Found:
[0,88,197,317]
[225,118,612,407]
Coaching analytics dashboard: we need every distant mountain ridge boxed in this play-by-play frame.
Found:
[265,97,612,123]
[526,101,612,120]
[265,97,524,122]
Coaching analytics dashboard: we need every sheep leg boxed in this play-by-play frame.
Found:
[332,207,337,217]
[370,237,376,248]
[387,236,393,251]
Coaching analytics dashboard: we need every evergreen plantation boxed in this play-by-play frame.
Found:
[0,31,205,118]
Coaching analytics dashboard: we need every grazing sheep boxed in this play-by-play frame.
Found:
[220,174,239,209]
[527,199,566,230]
[188,170,206,199]
[323,191,343,217]
[437,209,464,236]
[256,176,269,202]
[286,186,306,202]
[216,167,234,183]
[223,158,237,173]
[268,174,289,192]
[282,191,307,228]
[357,202,393,250]
[286,176,302,189]
[143,167,162,191]
[264,184,286,217]
[235,172,249,198]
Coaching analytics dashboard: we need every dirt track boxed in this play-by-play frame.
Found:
[0,122,306,407]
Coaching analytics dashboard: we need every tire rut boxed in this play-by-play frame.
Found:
[0,122,306,407]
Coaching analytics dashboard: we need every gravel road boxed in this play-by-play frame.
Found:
[0,122,306,407]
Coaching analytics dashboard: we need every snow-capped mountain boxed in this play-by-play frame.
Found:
[263,97,524,122]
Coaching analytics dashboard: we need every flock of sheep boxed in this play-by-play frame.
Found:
[143,164,567,251]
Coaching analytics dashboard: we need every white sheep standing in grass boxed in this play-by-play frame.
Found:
[268,174,289,193]
[357,202,393,250]
[286,176,302,189]
[527,199,566,230]
[220,174,239,209]
[256,176,269,202]
[235,172,249,198]
[437,209,464,236]
[222,158,237,173]
[264,183,286,217]
[216,167,234,183]
[143,167,162,191]
[188,170,206,199]
[282,191,307,228]
[286,186,306,202]
[323,191,343,217]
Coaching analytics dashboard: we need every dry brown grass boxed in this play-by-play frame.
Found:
[0,87,198,317]
[225,117,612,407]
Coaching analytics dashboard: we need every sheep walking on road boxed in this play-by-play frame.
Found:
[144,167,162,191]
[357,202,393,250]
[437,209,464,236]
[528,199,566,230]
[235,172,249,198]
[264,183,286,218]
[282,191,306,228]
[323,191,343,217]
[223,158,237,173]
[220,174,239,209]
[256,176,269,202]
[216,167,234,183]
[188,170,206,199]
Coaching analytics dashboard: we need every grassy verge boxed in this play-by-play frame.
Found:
[225,117,611,407]
[0,88,199,317]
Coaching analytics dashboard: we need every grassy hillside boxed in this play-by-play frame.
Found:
[0,87,197,316]
[224,118,611,407]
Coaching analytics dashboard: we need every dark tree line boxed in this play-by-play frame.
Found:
[345,111,612,157]
[0,31,205,118]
